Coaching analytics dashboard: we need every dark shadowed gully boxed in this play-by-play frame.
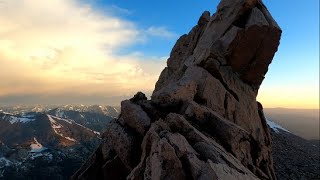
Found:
[72,0,282,179]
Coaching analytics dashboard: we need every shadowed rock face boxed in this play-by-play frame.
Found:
[72,0,281,179]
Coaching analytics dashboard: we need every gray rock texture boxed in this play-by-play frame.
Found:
[72,0,281,179]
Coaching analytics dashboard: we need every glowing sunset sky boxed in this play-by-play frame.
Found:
[0,0,318,109]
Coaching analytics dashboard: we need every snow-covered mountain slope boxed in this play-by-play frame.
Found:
[266,119,290,133]
[0,105,58,115]
[0,104,120,117]
[48,115,77,142]
[47,107,116,132]
[0,105,120,180]
[0,113,35,124]
[0,112,103,180]
[30,137,48,153]
[51,105,119,118]
[0,113,99,147]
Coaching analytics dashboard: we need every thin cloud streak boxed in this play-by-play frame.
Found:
[146,26,178,39]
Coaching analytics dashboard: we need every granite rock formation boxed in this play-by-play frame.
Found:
[72,0,281,179]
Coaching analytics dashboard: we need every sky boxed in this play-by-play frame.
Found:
[0,0,318,108]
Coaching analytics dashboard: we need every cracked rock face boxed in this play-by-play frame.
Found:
[72,0,281,179]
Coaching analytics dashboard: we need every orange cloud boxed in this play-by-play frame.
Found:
[0,0,166,103]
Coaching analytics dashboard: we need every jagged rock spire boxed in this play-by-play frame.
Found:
[72,0,281,179]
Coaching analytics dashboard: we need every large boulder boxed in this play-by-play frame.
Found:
[72,0,281,179]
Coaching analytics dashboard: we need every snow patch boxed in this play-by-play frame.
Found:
[50,115,99,136]
[48,115,63,128]
[30,137,47,153]
[55,109,65,118]
[48,114,99,142]
[30,153,43,160]
[46,153,53,161]
[47,115,76,142]
[22,114,35,118]
[0,157,12,167]
[64,136,76,142]
[93,131,100,135]
[31,107,44,112]
[54,116,73,124]
[266,119,290,133]
[113,107,119,114]
[29,152,53,160]
[1,114,35,124]
[2,112,13,115]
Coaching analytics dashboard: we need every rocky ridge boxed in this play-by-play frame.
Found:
[271,129,320,180]
[72,0,281,179]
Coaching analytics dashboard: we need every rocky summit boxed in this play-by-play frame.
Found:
[72,0,281,179]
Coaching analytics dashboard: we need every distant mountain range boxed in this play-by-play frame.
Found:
[264,108,319,140]
[0,105,120,180]
[0,104,120,117]
[47,105,119,132]
[0,105,318,179]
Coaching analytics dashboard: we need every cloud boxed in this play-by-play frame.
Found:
[0,0,166,105]
[109,5,132,15]
[146,26,178,39]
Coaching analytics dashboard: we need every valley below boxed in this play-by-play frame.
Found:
[0,105,318,179]
[0,105,119,179]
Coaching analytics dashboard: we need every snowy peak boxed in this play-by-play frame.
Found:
[51,105,119,118]
[0,105,57,114]
[0,112,35,124]
[0,104,120,117]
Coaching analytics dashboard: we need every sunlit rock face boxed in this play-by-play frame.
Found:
[72,0,281,179]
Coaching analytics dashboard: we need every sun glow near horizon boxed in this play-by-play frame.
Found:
[258,87,319,109]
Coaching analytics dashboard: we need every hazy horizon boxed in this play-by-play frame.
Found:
[265,108,319,140]
[0,0,319,109]
[0,103,319,110]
